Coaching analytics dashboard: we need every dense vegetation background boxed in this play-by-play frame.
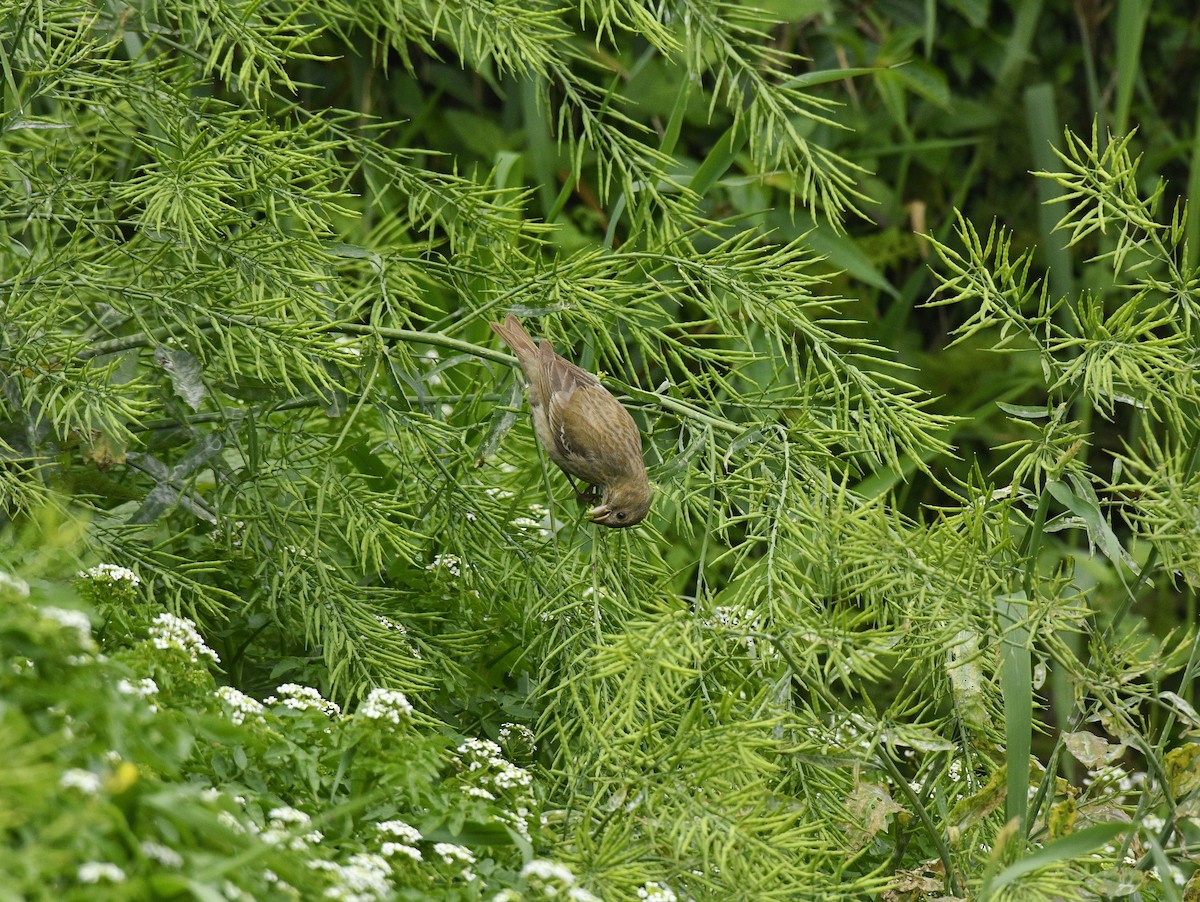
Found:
[2,1,1199,899]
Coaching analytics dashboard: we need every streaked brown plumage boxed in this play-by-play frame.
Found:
[490,315,651,528]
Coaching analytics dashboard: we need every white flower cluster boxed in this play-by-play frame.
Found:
[520,860,601,901]
[374,614,422,657]
[263,806,324,850]
[375,615,405,634]
[456,738,533,792]
[426,554,464,577]
[262,869,298,895]
[510,500,554,538]
[433,842,475,865]
[423,348,441,384]
[377,819,422,862]
[310,853,392,901]
[216,686,265,726]
[433,843,476,881]
[708,604,774,658]
[498,722,536,753]
[711,604,758,629]
[149,613,220,664]
[118,677,159,699]
[358,688,413,724]
[78,563,141,586]
[118,677,160,713]
[60,768,102,795]
[78,862,126,884]
[41,606,95,646]
[217,811,248,835]
[268,683,341,717]
[510,516,546,536]
[141,840,183,868]
[637,881,678,902]
[334,335,364,360]
[222,879,254,901]
[0,570,30,597]
[375,615,422,659]
[498,804,533,842]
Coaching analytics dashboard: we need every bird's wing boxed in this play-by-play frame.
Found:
[547,388,636,486]
[537,340,600,396]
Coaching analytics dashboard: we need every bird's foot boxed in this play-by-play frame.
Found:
[564,474,600,505]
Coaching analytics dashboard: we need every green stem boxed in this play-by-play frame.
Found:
[876,747,962,898]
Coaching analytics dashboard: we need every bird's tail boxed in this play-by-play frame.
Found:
[489,314,540,364]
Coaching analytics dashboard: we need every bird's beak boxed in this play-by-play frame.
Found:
[588,504,610,523]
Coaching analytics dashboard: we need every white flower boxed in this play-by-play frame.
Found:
[502,805,533,842]
[459,737,503,762]
[218,811,249,834]
[499,722,536,750]
[222,880,253,901]
[60,768,102,795]
[269,806,312,826]
[456,737,532,791]
[141,840,183,867]
[433,843,475,866]
[376,820,421,844]
[522,859,576,884]
[0,570,30,597]
[312,852,392,900]
[41,607,94,644]
[78,563,141,586]
[637,882,677,902]
[374,617,422,659]
[375,615,406,634]
[263,806,322,850]
[493,762,532,789]
[426,554,464,576]
[118,677,159,699]
[358,688,413,724]
[451,734,532,791]
[334,336,364,360]
[78,862,126,883]
[381,842,421,861]
[271,683,341,717]
[216,686,265,726]
[149,613,220,664]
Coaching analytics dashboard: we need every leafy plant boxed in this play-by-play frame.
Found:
[2,1,1198,899]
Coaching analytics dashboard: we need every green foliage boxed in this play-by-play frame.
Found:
[0,551,553,899]
[2,1,1199,899]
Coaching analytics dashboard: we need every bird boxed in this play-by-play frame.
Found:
[489,315,651,528]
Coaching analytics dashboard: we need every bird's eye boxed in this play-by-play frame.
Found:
[616,511,627,521]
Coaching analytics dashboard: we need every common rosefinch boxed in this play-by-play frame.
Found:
[490,315,651,528]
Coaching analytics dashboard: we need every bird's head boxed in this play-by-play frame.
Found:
[589,477,652,529]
